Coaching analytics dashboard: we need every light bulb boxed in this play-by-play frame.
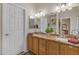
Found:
[35,13,41,18]
[56,6,60,10]
[61,5,66,12]
[61,5,65,8]
[35,14,38,17]
[40,12,45,16]
[37,13,41,17]
[30,15,35,19]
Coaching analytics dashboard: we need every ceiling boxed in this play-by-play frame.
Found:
[13,3,79,15]
[33,3,58,12]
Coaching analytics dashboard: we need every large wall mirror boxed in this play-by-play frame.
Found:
[29,17,41,29]
[28,4,79,35]
[58,6,79,36]
[46,5,79,36]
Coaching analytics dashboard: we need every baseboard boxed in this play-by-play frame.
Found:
[17,50,35,55]
[17,51,26,55]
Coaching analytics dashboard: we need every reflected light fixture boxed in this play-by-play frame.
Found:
[30,10,46,19]
[55,3,72,13]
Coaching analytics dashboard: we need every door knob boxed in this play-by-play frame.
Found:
[5,34,9,36]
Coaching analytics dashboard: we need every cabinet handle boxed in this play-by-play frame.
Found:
[68,46,74,48]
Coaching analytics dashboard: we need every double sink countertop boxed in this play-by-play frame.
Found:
[32,33,79,47]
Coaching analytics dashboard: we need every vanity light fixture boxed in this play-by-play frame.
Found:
[61,4,65,8]
[56,6,60,10]
[55,3,73,13]
[35,13,40,18]
[56,6,61,12]
[40,11,46,16]
[61,4,66,11]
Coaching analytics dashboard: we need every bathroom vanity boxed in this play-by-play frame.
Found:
[27,33,79,55]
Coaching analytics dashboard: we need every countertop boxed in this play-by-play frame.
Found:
[32,33,79,47]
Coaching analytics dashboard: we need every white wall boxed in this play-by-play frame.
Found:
[40,16,47,33]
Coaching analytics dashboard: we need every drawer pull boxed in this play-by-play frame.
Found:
[68,46,74,48]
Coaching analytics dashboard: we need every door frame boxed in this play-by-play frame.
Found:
[0,3,2,55]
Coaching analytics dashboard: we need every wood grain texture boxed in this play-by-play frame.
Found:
[39,39,47,55]
[27,33,79,55]
[60,44,79,55]
[47,40,59,55]
[27,34,33,52]
[32,37,39,54]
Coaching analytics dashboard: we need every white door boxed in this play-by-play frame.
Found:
[2,4,25,55]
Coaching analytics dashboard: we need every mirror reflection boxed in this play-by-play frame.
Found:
[29,4,79,37]
[58,6,79,37]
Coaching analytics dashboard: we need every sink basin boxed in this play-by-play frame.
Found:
[56,37,68,42]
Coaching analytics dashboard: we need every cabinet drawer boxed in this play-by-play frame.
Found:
[60,44,79,55]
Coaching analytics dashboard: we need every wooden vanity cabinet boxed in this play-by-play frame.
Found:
[32,37,39,54]
[27,33,33,52]
[39,39,47,55]
[27,34,79,55]
[60,44,79,55]
[47,40,59,55]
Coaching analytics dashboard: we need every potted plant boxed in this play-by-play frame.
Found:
[45,27,54,35]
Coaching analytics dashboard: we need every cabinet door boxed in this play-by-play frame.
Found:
[32,37,39,54]
[27,34,33,52]
[47,40,59,55]
[39,39,46,55]
[60,44,79,55]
